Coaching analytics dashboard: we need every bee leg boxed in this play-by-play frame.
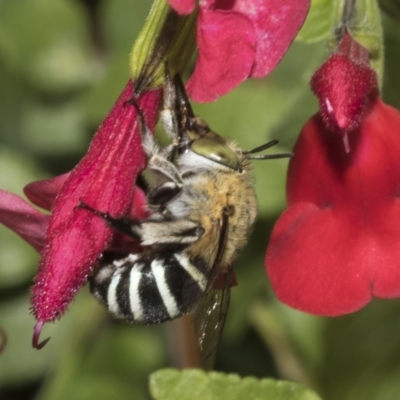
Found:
[173,72,195,123]
[76,200,142,240]
[127,93,184,207]
[158,64,181,161]
[146,167,183,208]
[126,97,159,159]
[139,219,204,246]
[146,155,184,207]
[77,201,204,245]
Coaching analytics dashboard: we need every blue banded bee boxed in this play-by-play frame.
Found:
[80,70,291,367]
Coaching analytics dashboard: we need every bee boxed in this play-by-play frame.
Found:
[79,69,291,367]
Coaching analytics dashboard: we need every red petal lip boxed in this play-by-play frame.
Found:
[183,0,311,102]
[266,99,400,316]
[266,202,372,316]
[31,82,162,323]
[245,0,311,78]
[24,173,70,211]
[186,8,256,101]
[0,189,49,252]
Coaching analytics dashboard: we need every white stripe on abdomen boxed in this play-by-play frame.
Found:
[151,259,180,319]
[129,265,145,321]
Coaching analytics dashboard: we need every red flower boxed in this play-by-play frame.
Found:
[167,0,311,101]
[0,81,160,346]
[266,33,400,316]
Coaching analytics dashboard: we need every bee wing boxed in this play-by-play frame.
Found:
[192,208,233,369]
[192,268,233,369]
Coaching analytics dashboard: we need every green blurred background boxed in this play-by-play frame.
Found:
[1,1,400,399]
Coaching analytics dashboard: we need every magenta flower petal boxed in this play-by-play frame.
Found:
[32,82,161,323]
[187,8,256,101]
[167,0,195,15]
[236,0,311,77]
[186,0,310,101]
[24,173,70,211]
[266,98,400,316]
[0,189,49,252]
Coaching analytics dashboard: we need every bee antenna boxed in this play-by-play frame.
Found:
[247,152,294,160]
[243,140,279,155]
[243,140,293,160]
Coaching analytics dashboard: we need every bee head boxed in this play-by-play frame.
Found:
[189,130,240,171]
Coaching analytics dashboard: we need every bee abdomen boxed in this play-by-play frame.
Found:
[90,252,208,324]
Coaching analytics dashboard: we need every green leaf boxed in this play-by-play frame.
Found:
[150,369,322,400]
[296,0,335,43]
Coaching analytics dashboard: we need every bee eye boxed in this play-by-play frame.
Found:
[191,137,239,170]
